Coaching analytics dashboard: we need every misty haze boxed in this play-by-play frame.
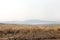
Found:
[0,0,60,40]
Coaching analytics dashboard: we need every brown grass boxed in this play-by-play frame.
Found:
[0,24,60,40]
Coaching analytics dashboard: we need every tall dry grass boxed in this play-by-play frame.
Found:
[0,24,60,40]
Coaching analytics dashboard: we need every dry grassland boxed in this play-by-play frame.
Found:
[0,24,60,40]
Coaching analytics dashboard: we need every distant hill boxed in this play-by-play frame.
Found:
[22,19,60,24]
[0,19,60,24]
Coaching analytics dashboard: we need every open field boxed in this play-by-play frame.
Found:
[0,24,60,40]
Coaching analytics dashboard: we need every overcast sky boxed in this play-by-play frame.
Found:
[0,0,60,21]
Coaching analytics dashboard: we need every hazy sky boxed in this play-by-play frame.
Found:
[0,0,60,21]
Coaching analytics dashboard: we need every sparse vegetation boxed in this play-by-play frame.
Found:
[0,24,60,40]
